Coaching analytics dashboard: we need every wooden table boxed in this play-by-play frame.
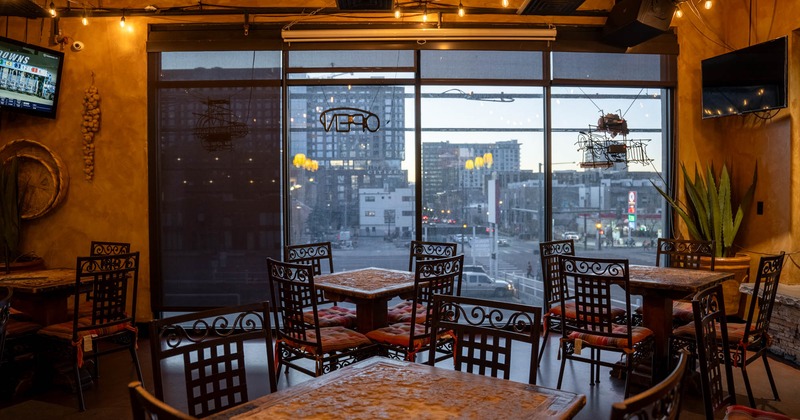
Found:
[209,357,586,419]
[628,265,733,379]
[316,268,414,332]
[0,268,77,325]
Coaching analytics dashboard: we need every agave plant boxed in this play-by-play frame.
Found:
[652,162,757,258]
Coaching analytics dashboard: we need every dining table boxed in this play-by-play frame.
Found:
[628,264,734,379]
[208,357,586,419]
[0,268,78,325]
[315,267,415,332]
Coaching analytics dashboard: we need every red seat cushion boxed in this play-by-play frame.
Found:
[387,301,426,324]
[672,321,758,347]
[671,300,694,323]
[724,405,791,420]
[365,322,430,348]
[37,317,132,341]
[304,306,357,328]
[549,302,625,322]
[283,326,372,354]
[568,325,653,349]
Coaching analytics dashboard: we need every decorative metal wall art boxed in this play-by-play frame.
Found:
[576,112,653,169]
[193,99,249,151]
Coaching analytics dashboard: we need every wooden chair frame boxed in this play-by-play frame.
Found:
[268,258,375,378]
[128,381,195,420]
[429,294,541,384]
[149,302,276,418]
[538,239,575,366]
[556,255,652,398]
[609,351,688,420]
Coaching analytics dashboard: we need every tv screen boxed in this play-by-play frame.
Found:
[701,36,787,119]
[0,36,64,119]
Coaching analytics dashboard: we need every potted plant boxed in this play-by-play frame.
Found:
[653,162,758,317]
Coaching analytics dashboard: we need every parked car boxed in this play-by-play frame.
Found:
[463,264,487,274]
[461,272,516,298]
[562,231,580,241]
[497,239,510,247]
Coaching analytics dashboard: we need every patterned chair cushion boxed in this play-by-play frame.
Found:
[568,325,653,349]
[671,300,694,323]
[365,322,430,348]
[304,306,357,329]
[724,405,791,420]
[549,303,625,322]
[38,317,132,341]
[387,301,426,324]
[671,321,758,346]
[284,326,372,354]
[671,322,696,340]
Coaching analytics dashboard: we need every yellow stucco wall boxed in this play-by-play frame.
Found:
[1,1,797,325]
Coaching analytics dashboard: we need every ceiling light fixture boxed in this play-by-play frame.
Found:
[81,10,88,25]
[120,11,126,27]
[458,1,465,17]
[281,27,557,43]
[49,2,56,17]
[394,1,402,18]
[704,0,712,9]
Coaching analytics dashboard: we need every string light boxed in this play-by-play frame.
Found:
[502,0,509,7]
[49,2,56,17]
[120,11,126,27]
[458,1,465,17]
[81,10,88,26]
[422,4,428,22]
[704,0,712,9]
[394,0,401,18]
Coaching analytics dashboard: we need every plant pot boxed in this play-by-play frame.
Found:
[0,256,45,274]
[701,253,751,318]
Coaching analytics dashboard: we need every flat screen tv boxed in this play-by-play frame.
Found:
[0,36,64,119]
[701,36,787,119]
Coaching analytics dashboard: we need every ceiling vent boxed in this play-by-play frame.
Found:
[0,0,49,18]
[517,0,587,15]
[336,0,394,10]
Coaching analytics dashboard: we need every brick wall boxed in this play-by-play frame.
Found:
[741,283,800,366]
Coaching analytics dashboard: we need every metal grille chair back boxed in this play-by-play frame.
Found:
[430,294,541,384]
[537,239,575,366]
[149,302,276,418]
[609,351,688,420]
[656,238,715,270]
[284,242,334,276]
[408,240,458,271]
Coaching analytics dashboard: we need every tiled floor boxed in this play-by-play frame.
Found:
[1,333,799,419]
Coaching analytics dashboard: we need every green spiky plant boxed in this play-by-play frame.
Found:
[652,162,757,258]
[0,157,20,273]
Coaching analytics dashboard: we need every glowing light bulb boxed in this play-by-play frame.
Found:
[49,2,56,17]
[502,0,509,7]
[458,1,465,17]
[120,15,126,27]
[82,16,88,25]
[675,8,683,18]
[704,0,712,9]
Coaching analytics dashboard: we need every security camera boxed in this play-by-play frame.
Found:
[71,41,84,52]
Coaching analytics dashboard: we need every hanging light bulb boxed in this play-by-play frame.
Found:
[49,2,56,17]
[704,0,712,9]
[422,3,428,22]
[458,1,465,17]
[675,8,683,18]
[81,10,88,26]
[394,0,401,18]
[502,0,509,7]
[120,11,126,27]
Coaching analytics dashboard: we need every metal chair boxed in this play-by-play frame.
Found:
[387,240,459,324]
[268,258,375,378]
[128,381,195,420]
[284,242,357,329]
[429,294,541,384]
[537,239,574,366]
[556,255,653,398]
[656,238,715,270]
[37,252,144,411]
[0,287,10,361]
[609,351,688,420]
[366,254,464,363]
[149,302,276,418]
[90,241,131,257]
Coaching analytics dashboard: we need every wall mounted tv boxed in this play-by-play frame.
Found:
[701,36,787,119]
[0,36,64,119]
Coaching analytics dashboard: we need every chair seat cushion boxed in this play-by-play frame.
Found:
[37,317,131,341]
[549,303,625,322]
[365,322,430,348]
[304,306,357,328]
[568,325,653,349]
[387,301,426,324]
[724,405,791,420]
[5,318,42,337]
[671,300,694,323]
[672,321,763,348]
[284,326,371,354]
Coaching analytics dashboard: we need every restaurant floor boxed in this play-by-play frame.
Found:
[1,335,799,419]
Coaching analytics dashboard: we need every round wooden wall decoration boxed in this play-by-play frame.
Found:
[0,139,69,220]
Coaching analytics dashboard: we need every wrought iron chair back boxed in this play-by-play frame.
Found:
[268,259,321,350]
[429,294,541,384]
[90,240,131,256]
[609,351,688,420]
[690,283,737,417]
[128,381,196,420]
[408,240,458,271]
[284,241,334,276]
[539,239,575,309]
[656,238,715,270]
[149,302,276,418]
[560,256,631,338]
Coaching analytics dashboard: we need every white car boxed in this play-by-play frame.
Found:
[461,272,516,298]
[562,231,580,241]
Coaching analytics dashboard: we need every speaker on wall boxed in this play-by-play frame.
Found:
[602,0,676,47]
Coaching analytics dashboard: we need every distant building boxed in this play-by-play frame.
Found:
[359,187,414,238]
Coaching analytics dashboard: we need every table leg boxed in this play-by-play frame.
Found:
[640,294,672,381]
[354,299,389,332]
